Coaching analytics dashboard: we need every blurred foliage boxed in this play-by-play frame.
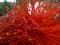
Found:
[0,2,12,16]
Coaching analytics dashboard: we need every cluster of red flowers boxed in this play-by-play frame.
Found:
[0,0,60,45]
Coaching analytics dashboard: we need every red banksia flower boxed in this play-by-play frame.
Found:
[0,0,60,45]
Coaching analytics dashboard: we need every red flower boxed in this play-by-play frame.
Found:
[0,0,60,45]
